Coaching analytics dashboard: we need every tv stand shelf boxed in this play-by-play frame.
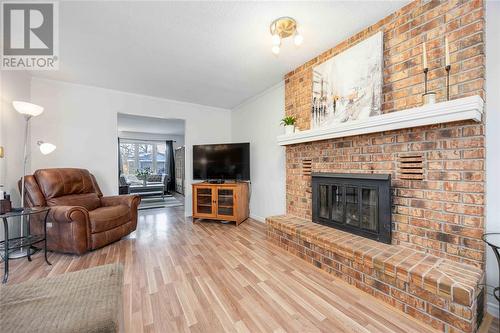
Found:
[192,182,249,225]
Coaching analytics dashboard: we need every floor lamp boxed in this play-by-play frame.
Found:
[11,101,56,258]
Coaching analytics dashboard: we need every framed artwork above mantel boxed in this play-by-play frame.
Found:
[311,31,383,129]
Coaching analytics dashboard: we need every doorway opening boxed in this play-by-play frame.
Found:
[117,114,185,210]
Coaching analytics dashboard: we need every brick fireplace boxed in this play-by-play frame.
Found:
[266,1,486,332]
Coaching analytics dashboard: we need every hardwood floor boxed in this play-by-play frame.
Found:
[487,315,500,333]
[490,318,500,333]
[477,314,499,333]
[2,206,437,333]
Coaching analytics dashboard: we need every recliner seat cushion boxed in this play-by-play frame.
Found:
[89,205,130,234]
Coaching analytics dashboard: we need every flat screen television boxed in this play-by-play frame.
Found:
[193,143,250,181]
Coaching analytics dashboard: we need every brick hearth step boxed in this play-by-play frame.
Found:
[266,215,484,333]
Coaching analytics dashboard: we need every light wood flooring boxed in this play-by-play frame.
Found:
[483,314,500,333]
[2,206,440,332]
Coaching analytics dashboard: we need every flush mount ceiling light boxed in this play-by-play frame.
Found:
[270,16,303,55]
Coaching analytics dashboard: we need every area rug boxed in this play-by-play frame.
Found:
[138,195,184,210]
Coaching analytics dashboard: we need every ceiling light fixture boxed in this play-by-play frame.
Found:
[269,16,302,55]
[294,30,304,46]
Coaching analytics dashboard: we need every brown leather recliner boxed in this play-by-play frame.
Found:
[20,168,141,255]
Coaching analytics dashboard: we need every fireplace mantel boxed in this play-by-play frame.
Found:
[277,95,484,146]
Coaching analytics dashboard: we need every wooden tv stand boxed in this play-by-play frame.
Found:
[192,182,249,225]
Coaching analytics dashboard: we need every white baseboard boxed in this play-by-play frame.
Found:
[488,300,499,318]
[250,214,266,223]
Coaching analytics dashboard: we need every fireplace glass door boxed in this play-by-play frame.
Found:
[312,174,391,244]
[345,187,359,227]
[331,185,343,223]
[318,185,329,219]
[361,188,378,232]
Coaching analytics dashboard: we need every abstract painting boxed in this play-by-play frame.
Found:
[311,31,383,129]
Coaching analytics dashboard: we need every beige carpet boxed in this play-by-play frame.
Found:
[0,264,123,333]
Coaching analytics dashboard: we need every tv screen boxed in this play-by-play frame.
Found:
[193,143,250,181]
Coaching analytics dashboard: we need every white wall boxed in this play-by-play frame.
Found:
[29,77,286,221]
[486,0,500,317]
[30,78,231,216]
[0,71,31,205]
[231,82,286,222]
[0,71,32,240]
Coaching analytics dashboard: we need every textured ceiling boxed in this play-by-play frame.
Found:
[30,1,407,109]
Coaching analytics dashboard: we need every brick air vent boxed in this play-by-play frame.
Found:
[398,154,424,180]
[302,159,312,176]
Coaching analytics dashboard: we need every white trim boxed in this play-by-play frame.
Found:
[277,96,484,146]
[232,80,285,110]
[488,300,499,318]
[250,214,266,223]
[30,77,232,113]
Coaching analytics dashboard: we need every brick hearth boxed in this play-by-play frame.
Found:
[267,215,484,332]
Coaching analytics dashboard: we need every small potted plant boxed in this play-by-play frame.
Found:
[281,116,297,135]
[136,167,152,186]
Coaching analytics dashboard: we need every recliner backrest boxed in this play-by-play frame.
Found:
[34,168,97,198]
[31,168,102,211]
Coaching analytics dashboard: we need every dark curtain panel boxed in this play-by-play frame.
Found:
[118,138,123,177]
[118,138,127,193]
[165,140,176,193]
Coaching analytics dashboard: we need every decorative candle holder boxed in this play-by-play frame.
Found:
[445,64,451,101]
[423,67,429,93]
[422,68,436,105]
[423,92,436,105]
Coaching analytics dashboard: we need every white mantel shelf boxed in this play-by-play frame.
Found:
[277,95,484,146]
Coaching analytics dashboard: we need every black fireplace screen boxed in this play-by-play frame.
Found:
[312,173,391,244]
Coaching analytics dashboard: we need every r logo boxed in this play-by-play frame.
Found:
[3,3,54,56]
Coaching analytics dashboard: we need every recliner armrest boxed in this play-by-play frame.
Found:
[49,205,89,223]
[100,195,141,208]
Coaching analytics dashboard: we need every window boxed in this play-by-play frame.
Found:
[119,140,166,176]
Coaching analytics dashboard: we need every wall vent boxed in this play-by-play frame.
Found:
[398,154,424,180]
[302,159,312,176]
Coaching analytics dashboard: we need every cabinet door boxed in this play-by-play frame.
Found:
[193,186,216,218]
[216,187,236,220]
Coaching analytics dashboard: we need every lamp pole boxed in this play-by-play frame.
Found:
[10,101,55,258]
[10,115,31,258]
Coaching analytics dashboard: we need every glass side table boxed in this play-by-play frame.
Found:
[1,207,52,283]
[483,233,500,322]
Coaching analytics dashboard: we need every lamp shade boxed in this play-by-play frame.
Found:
[38,142,56,155]
[12,101,44,117]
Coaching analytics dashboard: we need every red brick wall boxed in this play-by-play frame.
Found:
[284,0,485,267]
